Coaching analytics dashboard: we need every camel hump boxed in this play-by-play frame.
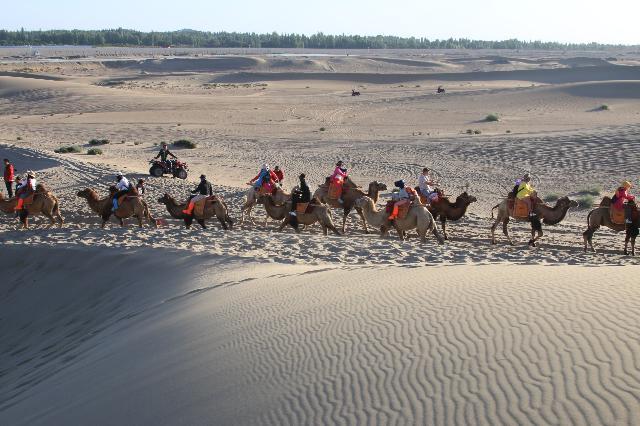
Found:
[600,196,612,207]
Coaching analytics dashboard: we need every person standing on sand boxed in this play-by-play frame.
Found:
[3,158,14,198]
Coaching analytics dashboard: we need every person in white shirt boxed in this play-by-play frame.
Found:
[112,174,131,211]
[418,167,438,203]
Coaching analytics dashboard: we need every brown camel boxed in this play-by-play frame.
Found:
[158,193,234,230]
[260,195,341,236]
[426,191,477,240]
[240,185,290,225]
[354,196,444,244]
[490,196,578,246]
[0,185,63,229]
[313,178,387,233]
[583,198,638,255]
[77,187,156,228]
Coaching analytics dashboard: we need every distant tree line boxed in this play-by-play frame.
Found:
[0,28,633,50]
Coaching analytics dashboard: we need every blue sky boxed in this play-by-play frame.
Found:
[3,0,639,44]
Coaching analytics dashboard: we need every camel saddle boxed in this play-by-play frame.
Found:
[194,195,218,217]
[256,186,272,197]
[328,182,342,200]
[509,198,530,219]
[117,194,138,206]
[385,200,410,220]
[610,206,625,225]
[23,193,35,207]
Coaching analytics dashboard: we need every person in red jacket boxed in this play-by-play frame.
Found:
[612,181,635,225]
[248,164,280,192]
[3,158,15,198]
[273,166,284,183]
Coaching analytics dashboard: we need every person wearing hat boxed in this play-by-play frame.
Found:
[3,158,14,198]
[183,174,214,215]
[112,173,131,212]
[248,163,280,192]
[289,173,311,229]
[612,181,635,225]
[516,173,536,217]
[329,161,348,204]
[154,142,177,169]
[418,167,438,204]
[388,179,412,221]
[14,171,36,213]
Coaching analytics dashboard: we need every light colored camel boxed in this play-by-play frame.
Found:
[354,196,444,244]
[313,178,387,233]
[77,187,156,228]
[425,191,477,240]
[490,196,577,246]
[0,185,63,229]
[583,198,638,255]
[260,195,341,236]
[239,185,289,225]
[158,193,234,230]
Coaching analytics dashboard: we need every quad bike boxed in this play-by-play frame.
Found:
[149,159,188,179]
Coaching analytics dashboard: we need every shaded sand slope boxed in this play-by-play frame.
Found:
[1,245,639,425]
[214,64,640,84]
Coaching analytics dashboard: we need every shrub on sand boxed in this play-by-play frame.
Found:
[543,193,560,203]
[54,146,82,154]
[599,104,609,111]
[319,127,326,132]
[87,148,103,155]
[173,139,197,149]
[89,138,110,145]
[485,113,499,122]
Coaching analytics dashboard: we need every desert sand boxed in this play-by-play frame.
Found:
[1,48,639,424]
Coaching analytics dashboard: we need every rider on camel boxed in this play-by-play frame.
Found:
[183,174,214,216]
[418,167,438,204]
[289,173,311,230]
[516,173,536,217]
[273,166,284,183]
[612,181,635,226]
[112,174,131,212]
[330,161,348,204]
[249,164,280,193]
[14,171,36,214]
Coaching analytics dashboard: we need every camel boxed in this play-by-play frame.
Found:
[239,185,289,225]
[77,187,156,228]
[354,196,444,244]
[0,185,63,229]
[313,178,387,233]
[158,193,234,230]
[426,191,477,240]
[260,195,341,236]
[490,196,578,246]
[583,198,638,255]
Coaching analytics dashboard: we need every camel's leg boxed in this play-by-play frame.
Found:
[120,217,126,227]
[441,218,448,240]
[217,216,228,230]
[137,214,143,228]
[198,219,206,229]
[184,216,193,229]
[43,211,55,228]
[225,215,234,230]
[432,222,445,245]
[341,208,349,234]
[490,217,500,244]
[354,207,369,234]
[278,217,289,232]
[502,218,514,245]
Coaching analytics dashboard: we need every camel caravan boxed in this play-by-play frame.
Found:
[2,158,638,256]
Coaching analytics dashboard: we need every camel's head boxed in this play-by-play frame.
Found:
[157,193,171,205]
[370,181,387,192]
[458,192,478,204]
[76,188,94,199]
[557,196,579,209]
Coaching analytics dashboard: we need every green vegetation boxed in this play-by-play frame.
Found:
[579,187,601,196]
[576,194,596,209]
[16,136,22,140]
[543,193,560,203]
[599,104,609,111]
[485,113,499,122]
[88,138,110,145]
[0,29,635,50]
[87,148,103,155]
[473,129,482,134]
[173,139,197,149]
[319,127,326,132]
[54,146,82,154]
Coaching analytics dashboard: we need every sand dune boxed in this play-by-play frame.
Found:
[1,245,639,425]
